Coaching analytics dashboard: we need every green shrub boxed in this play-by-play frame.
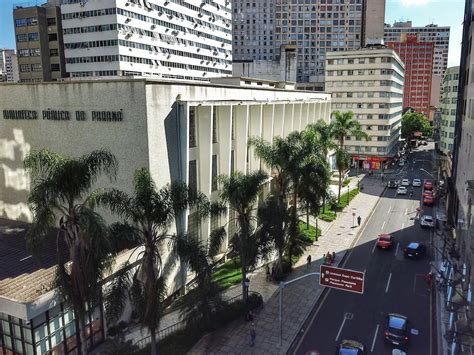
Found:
[298,221,320,242]
[342,178,351,187]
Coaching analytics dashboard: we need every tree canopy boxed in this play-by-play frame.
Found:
[401,112,432,139]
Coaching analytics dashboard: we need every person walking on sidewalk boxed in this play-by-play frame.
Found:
[265,264,271,282]
[249,323,256,347]
[307,254,312,268]
[357,215,361,227]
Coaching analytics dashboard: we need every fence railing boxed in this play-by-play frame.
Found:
[134,291,262,349]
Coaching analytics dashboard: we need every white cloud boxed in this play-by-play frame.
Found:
[400,0,433,5]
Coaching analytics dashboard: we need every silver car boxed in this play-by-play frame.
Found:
[412,178,422,187]
[397,186,407,195]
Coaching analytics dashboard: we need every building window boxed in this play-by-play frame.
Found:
[16,34,28,42]
[29,48,40,57]
[19,64,30,72]
[51,64,60,71]
[211,155,218,191]
[187,212,200,242]
[50,48,59,57]
[369,58,375,63]
[47,17,56,26]
[31,64,42,72]
[28,32,39,41]
[18,49,29,57]
[212,108,218,143]
[48,33,58,42]
[189,107,197,148]
[189,160,197,193]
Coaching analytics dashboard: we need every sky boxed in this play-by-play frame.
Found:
[0,0,465,68]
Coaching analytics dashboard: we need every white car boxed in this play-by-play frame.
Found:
[398,160,405,167]
[397,186,407,195]
[421,215,434,228]
[412,179,422,187]
[401,179,410,186]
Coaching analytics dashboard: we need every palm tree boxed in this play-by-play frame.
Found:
[24,149,118,355]
[208,171,268,304]
[330,111,368,202]
[335,148,351,202]
[307,119,337,157]
[93,168,212,355]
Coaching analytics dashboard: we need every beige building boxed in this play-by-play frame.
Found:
[325,46,404,169]
[440,66,459,155]
[0,77,331,354]
[13,0,67,82]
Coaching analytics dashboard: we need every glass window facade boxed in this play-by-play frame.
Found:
[0,303,103,355]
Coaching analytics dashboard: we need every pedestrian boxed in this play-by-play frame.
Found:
[265,264,271,282]
[306,254,312,268]
[332,252,336,263]
[249,323,256,347]
[246,310,255,322]
[357,215,361,227]
[381,173,384,182]
[326,252,332,265]
[271,263,276,281]
[322,254,326,265]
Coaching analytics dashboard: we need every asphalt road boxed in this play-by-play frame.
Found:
[293,143,437,355]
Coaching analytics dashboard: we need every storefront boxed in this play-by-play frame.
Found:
[353,156,390,171]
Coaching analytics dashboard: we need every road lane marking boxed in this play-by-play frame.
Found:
[371,324,380,352]
[401,223,405,230]
[335,315,348,341]
[388,205,393,214]
[381,220,386,230]
[385,273,392,293]
[405,208,408,215]
[395,242,399,256]
[371,241,377,254]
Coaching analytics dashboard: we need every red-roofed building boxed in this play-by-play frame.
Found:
[387,34,434,117]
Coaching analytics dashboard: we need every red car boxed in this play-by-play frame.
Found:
[424,195,434,206]
[424,181,433,190]
[377,233,394,249]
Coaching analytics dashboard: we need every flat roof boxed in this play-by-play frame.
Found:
[0,218,64,304]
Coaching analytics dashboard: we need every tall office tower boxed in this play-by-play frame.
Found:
[385,21,450,78]
[387,34,434,116]
[325,47,404,168]
[61,0,233,80]
[0,49,20,82]
[13,0,67,82]
[385,21,449,108]
[439,66,459,155]
[233,0,385,90]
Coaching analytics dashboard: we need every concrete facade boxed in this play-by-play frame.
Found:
[61,0,232,80]
[325,47,404,168]
[0,49,20,83]
[13,1,67,82]
[440,66,459,155]
[232,0,386,89]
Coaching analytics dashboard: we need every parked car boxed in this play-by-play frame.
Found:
[420,215,434,228]
[401,179,410,186]
[385,314,409,346]
[424,181,433,190]
[412,179,422,187]
[337,339,366,354]
[377,233,394,249]
[397,186,407,195]
[387,180,398,188]
[424,195,434,206]
[403,242,426,259]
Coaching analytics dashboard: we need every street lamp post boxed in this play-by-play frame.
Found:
[419,168,436,180]
[347,185,350,205]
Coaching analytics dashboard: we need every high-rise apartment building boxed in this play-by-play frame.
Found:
[385,21,450,78]
[387,34,434,116]
[0,49,20,82]
[13,1,67,82]
[61,0,233,80]
[232,0,386,90]
[439,66,459,155]
[325,47,404,168]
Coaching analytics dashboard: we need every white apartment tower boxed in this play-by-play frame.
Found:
[0,49,20,83]
[325,47,404,169]
[61,0,233,80]
[439,66,459,155]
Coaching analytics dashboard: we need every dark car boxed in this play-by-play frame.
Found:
[387,180,398,188]
[337,339,365,354]
[385,313,409,346]
[403,242,426,259]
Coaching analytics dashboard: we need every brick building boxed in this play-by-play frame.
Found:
[387,34,434,116]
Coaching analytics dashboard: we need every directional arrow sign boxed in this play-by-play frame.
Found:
[319,265,365,294]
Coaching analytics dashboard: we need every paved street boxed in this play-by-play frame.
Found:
[292,143,437,355]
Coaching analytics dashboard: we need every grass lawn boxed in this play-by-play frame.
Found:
[211,259,242,289]
[319,210,336,222]
[298,221,321,242]
[342,178,351,187]
[338,188,360,208]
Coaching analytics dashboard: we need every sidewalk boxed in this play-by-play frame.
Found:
[189,175,386,355]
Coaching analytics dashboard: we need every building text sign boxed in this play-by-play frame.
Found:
[2,109,123,122]
[319,265,365,294]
